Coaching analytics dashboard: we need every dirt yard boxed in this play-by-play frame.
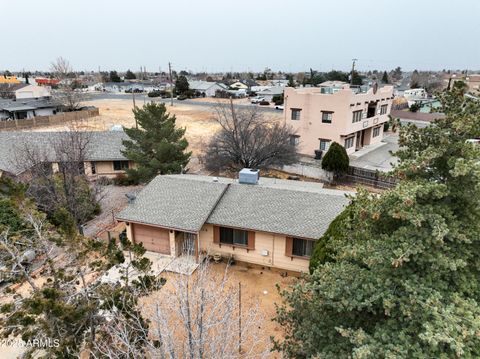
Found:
[31,99,283,159]
[140,261,297,357]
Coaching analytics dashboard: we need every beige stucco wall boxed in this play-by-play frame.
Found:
[84,161,135,178]
[285,85,394,156]
[198,224,310,273]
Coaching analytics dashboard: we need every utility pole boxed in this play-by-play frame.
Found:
[132,85,137,128]
[350,58,358,85]
[168,62,174,106]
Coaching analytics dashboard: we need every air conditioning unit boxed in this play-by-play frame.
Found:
[239,168,259,184]
[260,249,269,256]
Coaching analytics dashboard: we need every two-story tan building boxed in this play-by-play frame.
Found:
[116,172,350,274]
[285,83,394,156]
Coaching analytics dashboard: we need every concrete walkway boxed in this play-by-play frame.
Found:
[349,134,399,172]
[100,251,199,284]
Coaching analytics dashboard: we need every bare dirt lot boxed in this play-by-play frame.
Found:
[141,261,297,358]
[33,99,283,158]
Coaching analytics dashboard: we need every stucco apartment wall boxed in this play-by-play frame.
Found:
[285,86,393,156]
[199,224,310,273]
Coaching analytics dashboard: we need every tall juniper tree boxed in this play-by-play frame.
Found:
[273,87,480,358]
[122,102,191,184]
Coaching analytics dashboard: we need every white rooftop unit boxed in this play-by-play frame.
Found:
[239,168,259,185]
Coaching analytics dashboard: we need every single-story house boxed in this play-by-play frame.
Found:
[0,83,50,100]
[229,81,249,90]
[256,86,284,101]
[0,130,132,180]
[0,98,59,120]
[269,79,289,87]
[188,81,226,97]
[102,82,137,93]
[116,172,350,273]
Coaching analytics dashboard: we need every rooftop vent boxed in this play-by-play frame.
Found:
[239,168,259,185]
[125,193,136,204]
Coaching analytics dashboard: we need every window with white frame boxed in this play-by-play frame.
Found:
[373,126,381,137]
[291,108,301,120]
[380,104,388,115]
[344,136,354,149]
[352,110,363,123]
[321,111,333,123]
[319,139,331,151]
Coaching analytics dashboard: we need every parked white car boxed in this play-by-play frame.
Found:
[275,105,284,110]
[250,96,266,104]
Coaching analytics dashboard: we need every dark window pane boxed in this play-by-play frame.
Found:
[292,238,314,257]
[233,229,248,246]
[292,238,304,256]
[114,161,129,171]
[220,227,233,244]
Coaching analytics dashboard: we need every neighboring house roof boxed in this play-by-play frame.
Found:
[117,174,350,239]
[257,86,284,96]
[117,176,229,233]
[188,80,220,91]
[240,79,259,87]
[0,130,128,175]
[0,83,29,92]
[0,98,58,112]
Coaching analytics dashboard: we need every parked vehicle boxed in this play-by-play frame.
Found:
[259,100,270,106]
[275,105,284,110]
[250,96,266,104]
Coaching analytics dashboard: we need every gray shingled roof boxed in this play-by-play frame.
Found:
[116,176,229,232]
[207,182,349,239]
[0,131,128,175]
[117,174,350,239]
[0,97,58,111]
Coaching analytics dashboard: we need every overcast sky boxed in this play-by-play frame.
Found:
[1,0,479,73]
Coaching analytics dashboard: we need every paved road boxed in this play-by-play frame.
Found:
[84,93,282,114]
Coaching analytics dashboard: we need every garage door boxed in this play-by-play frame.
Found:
[133,224,171,254]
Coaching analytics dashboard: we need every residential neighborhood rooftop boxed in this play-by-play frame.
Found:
[117,174,351,239]
[0,130,128,175]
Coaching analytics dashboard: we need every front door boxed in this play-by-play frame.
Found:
[356,131,362,150]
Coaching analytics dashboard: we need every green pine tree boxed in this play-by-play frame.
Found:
[125,69,136,80]
[273,88,480,358]
[175,75,189,95]
[122,102,191,183]
[381,70,389,83]
[321,142,349,179]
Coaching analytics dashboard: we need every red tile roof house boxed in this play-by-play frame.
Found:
[116,171,350,273]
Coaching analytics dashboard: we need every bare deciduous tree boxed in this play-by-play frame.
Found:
[50,56,85,111]
[203,103,298,172]
[93,261,270,358]
[12,128,103,229]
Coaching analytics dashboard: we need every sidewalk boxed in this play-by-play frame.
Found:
[349,134,399,172]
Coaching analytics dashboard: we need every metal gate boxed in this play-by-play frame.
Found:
[182,233,196,256]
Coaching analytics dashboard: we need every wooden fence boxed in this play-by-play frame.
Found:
[0,108,99,130]
[344,166,398,189]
